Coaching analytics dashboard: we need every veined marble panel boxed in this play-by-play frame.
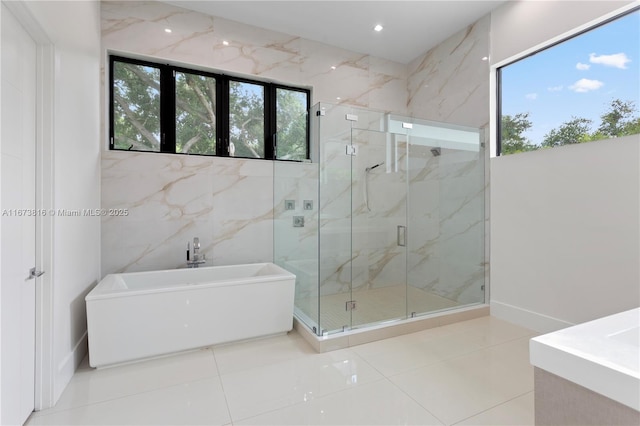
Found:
[102,1,407,110]
[407,14,490,129]
[101,151,214,274]
[101,151,275,275]
[438,259,485,304]
[437,146,485,304]
[273,160,319,293]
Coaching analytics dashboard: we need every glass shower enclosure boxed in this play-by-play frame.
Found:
[274,102,485,336]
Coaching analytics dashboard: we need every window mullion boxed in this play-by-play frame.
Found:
[496,68,502,156]
[265,84,276,160]
[160,65,176,153]
[109,57,115,150]
[217,78,229,157]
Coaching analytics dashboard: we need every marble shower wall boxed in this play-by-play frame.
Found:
[437,147,485,304]
[272,161,319,303]
[406,14,491,129]
[406,141,485,306]
[405,15,490,304]
[308,104,410,297]
[407,145,441,298]
[100,1,407,275]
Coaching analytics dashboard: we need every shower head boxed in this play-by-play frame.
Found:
[365,162,384,173]
[430,147,441,157]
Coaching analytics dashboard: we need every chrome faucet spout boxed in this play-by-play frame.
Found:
[187,237,206,268]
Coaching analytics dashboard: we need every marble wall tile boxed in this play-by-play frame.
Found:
[102,1,408,109]
[210,157,274,267]
[407,147,441,294]
[407,14,490,129]
[101,151,216,274]
[405,13,490,306]
[438,147,485,303]
[101,151,276,274]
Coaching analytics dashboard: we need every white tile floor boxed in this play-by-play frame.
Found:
[27,316,537,426]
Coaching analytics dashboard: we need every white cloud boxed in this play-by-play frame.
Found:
[576,62,590,70]
[547,85,563,92]
[569,78,604,93]
[589,52,631,69]
[525,93,538,100]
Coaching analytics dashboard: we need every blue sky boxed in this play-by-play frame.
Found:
[500,9,640,145]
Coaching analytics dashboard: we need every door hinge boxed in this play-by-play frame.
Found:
[345,145,358,156]
[345,300,357,311]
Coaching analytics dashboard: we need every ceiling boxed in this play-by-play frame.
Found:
[165,1,506,64]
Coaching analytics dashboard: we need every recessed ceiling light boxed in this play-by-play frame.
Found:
[336,97,341,100]
[481,56,489,61]
[374,24,383,32]
[164,28,172,33]
[222,40,230,46]
[330,66,336,70]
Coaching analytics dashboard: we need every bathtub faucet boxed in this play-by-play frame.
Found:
[187,237,206,268]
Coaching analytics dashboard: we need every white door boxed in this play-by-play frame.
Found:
[1,3,38,425]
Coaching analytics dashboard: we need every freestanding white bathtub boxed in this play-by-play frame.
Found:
[86,263,296,368]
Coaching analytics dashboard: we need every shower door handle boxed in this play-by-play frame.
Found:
[397,225,406,247]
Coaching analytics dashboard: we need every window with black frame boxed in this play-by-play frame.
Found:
[110,56,310,161]
[497,8,639,156]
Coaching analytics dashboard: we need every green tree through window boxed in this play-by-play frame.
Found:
[498,9,639,155]
[276,88,308,161]
[501,99,640,155]
[175,72,217,155]
[229,81,264,158]
[112,62,161,151]
[110,56,309,161]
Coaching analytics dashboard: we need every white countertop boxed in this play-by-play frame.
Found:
[530,308,640,411]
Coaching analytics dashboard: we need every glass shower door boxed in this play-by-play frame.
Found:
[350,128,408,328]
[317,103,355,334]
[405,120,486,317]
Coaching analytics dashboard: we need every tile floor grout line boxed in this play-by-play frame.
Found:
[377,329,536,425]
[349,342,397,379]
[381,376,448,425]
[449,390,535,425]
[212,347,236,425]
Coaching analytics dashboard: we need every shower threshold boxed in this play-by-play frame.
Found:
[293,304,489,352]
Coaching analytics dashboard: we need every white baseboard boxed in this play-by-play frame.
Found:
[53,331,88,405]
[490,301,574,333]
